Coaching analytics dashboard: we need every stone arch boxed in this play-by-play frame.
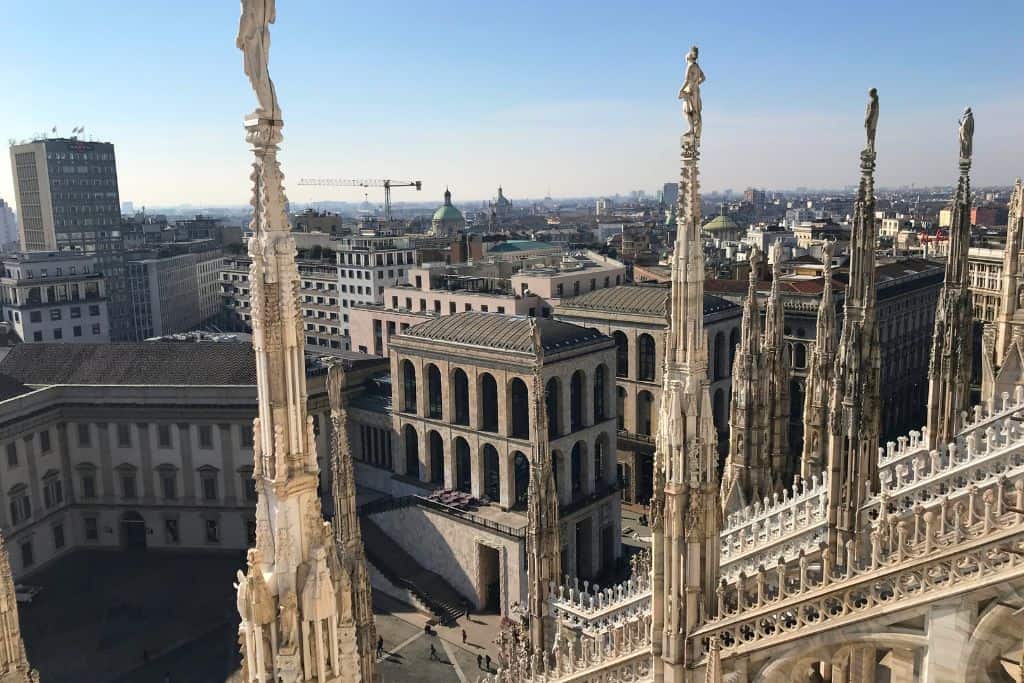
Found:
[793,342,807,369]
[426,363,442,419]
[616,386,626,430]
[964,599,1024,683]
[428,430,444,486]
[729,326,740,369]
[713,330,727,380]
[638,333,657,381]
[613,331,629,377]
[713,388,727,435]
[401,359,417,413]
[637,390,654,436]
[570,369,585,432]
[403,424,420,479]
[545,377,561,438]
[508,377,530,439]
[512,451,529,508]
[593,364,607,423]
[570,440,587,499]
[482,443,500,502]
[594,432,609,489]
[452,368,470,426]
[453,436,471,493]
[479,372,499,432]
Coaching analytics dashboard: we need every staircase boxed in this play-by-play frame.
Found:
[359,514,466,625]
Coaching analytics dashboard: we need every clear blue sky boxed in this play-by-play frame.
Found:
[2,0,1023,208]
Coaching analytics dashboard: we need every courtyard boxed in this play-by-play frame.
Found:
[18,549,499,682]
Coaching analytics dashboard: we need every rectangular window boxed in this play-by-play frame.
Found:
[39,430,51,452]
[91,324,101,335]
[88,305,100,316]
[20,541,33,568]
[81,473,96,499]
[242,474,257,502]
[117,424,131,448]
[158,424,172,448]
[6,443,17,468]
[205,519,220,543]
[198,425,214,449]
[53,328,63,340]
[43,478,62,508]
[202,475,218,501]
[29,311,41,323]
[73,325,82,337]
[77,423,91,446]
[84,517,99,540]
[9,496,30,525]
[161,473,177,500]
[241,426,253,448]
[165,518,180,544]
[33,332,42,342]
[70,307,81,318]
[121,473,137,499]
[53,523,65,549]
[50,309,62,321]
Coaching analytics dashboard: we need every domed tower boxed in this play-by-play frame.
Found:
[431,187,465,237]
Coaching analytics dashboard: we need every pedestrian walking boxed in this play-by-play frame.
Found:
[376,635,384,658]
[485,654,492,671]
[429,643,439,661]
[477,654,483,670]
[461,628,467,645]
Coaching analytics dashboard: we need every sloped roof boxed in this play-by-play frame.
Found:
[488,240,556,253]
[558,284,738,316]
[397,312,606,353]
[0,343,258,386]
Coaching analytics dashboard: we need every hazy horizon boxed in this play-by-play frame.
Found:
[2,1,1023,209]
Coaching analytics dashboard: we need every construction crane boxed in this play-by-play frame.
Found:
[297,178,422,222]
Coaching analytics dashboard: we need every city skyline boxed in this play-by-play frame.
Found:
[2,0,1023,208]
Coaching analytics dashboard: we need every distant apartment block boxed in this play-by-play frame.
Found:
[126,245,224,340]
[0,252,109,343]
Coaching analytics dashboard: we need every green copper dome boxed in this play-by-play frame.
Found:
[702,213,740,233]
[432,188,464,223]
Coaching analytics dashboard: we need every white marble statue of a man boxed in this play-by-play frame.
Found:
[959,106,974,160]
[237,0,280,118]
[678,46,705,143]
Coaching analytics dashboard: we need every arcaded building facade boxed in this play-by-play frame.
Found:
[373,312,622,612]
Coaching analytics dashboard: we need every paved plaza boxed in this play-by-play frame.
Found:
[18,549,501,682]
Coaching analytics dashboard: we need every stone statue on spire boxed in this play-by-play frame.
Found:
[959,107,974,160]
[237,0,280,119]
[678,46,705,145]
[865,88,879,153]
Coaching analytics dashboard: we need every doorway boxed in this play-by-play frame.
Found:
[476,543,501,614]
[120,511,147,550]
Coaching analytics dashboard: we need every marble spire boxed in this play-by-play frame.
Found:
[800,241,836,481]
[762,239,792,488]
[926,109,976,448]
[0,531,36,682]
[525,320,562,654]
[233,3,367,681]
[651,45,720,683]
[985,179,1024,400]
[327,364,379,682]
[721,245,766,514]
[825,90,882,570]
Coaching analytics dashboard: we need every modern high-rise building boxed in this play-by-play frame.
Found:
[8,138,120,252]
[0,198,18,246]
[8,137,132,340]
[125,245,224,340]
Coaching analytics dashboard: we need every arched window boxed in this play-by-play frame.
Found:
[403,424,419,479]
[794,343,807,369]
[713,331,727,380]
[546,377,560,438]
[713,388,726,435]
[613,331,629,377]
[480,373,499,432]
[616,387,626,430]
[402,360,417,413]
[570,441,585,500]
[509,378,530,439]
[428,431,444,486]
[594,435,606,489]
[453,369,469,426]
[729,326,740,369]
[593,365,606,422]
[638,334,656,381]
[427,364,442,419]
[483,444,500,502]
[637,390,654,436]
[570,370,585,432]
[513,451,529,508]
[552,451,562,496]
[454,437,471,493]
